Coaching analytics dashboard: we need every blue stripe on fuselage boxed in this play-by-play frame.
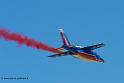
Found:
[63,46,93,55]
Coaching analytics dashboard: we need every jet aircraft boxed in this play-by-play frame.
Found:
[48,29,105,63]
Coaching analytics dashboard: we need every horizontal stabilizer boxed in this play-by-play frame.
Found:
[48,54,62,58]
[48,51,69,58]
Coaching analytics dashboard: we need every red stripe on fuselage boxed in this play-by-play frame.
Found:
[74,52,98,62]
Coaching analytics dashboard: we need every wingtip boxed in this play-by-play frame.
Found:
[100,43,106,46]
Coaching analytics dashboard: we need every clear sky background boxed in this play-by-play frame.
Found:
[0,0,123,83]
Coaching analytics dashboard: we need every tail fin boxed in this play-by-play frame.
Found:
[59,29,71,46]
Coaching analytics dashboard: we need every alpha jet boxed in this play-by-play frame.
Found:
[48,29,105,63]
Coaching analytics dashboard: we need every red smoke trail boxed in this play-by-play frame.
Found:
[0,28,61,53]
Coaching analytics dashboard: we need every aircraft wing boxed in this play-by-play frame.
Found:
[82,43,105,50]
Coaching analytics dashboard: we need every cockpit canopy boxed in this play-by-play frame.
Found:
[75,45,83,48]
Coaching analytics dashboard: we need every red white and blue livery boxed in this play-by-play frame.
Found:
[48,29,105,63]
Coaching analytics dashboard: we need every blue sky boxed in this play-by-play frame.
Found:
[0,0,124,83]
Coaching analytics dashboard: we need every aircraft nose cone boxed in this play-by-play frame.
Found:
[100,60,105,63]
[97,59,105,63]
[101,60,104,63]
